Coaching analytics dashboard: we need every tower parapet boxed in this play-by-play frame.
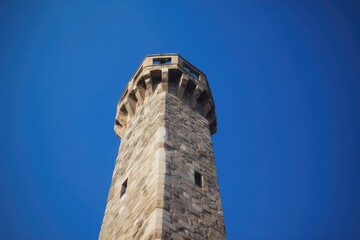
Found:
[114,54,217,138]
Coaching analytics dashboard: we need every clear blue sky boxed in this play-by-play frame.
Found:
[1,1,360,239]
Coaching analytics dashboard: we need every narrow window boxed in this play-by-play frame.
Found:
[120,178,128,198]
[194,171,202,188]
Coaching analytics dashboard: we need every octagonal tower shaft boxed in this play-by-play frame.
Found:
[99,54,225,239]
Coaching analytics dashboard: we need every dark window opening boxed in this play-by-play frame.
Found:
[153,58,171,65]
[120,179,128,198]
[183,63,199,79]
[194,171,202,188]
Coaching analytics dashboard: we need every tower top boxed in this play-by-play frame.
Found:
[114,53,217,137]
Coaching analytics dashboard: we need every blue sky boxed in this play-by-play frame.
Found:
[1,1,360,239]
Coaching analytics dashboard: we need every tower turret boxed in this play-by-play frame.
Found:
[99,54,225,239]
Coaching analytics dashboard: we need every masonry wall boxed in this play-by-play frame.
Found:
[100,90,225,240]
[99,91,167,240]
[162,93,225,239]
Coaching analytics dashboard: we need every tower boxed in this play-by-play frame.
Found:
[99,54,225,239]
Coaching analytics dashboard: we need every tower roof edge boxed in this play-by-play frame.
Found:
[114,54,217,137]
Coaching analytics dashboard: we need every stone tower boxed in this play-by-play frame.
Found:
[99,54,225,239]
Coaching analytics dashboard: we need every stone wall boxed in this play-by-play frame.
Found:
[99,91,167,240]
[162,93,225,239]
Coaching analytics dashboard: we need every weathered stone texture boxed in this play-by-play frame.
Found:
[99,54,225,240]
[161,93,225,239]
[99,92,167,240]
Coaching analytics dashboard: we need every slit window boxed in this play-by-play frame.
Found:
[194,171,203,188]
[120,178,128,198]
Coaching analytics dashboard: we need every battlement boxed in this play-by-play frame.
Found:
[114,54,217,137]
